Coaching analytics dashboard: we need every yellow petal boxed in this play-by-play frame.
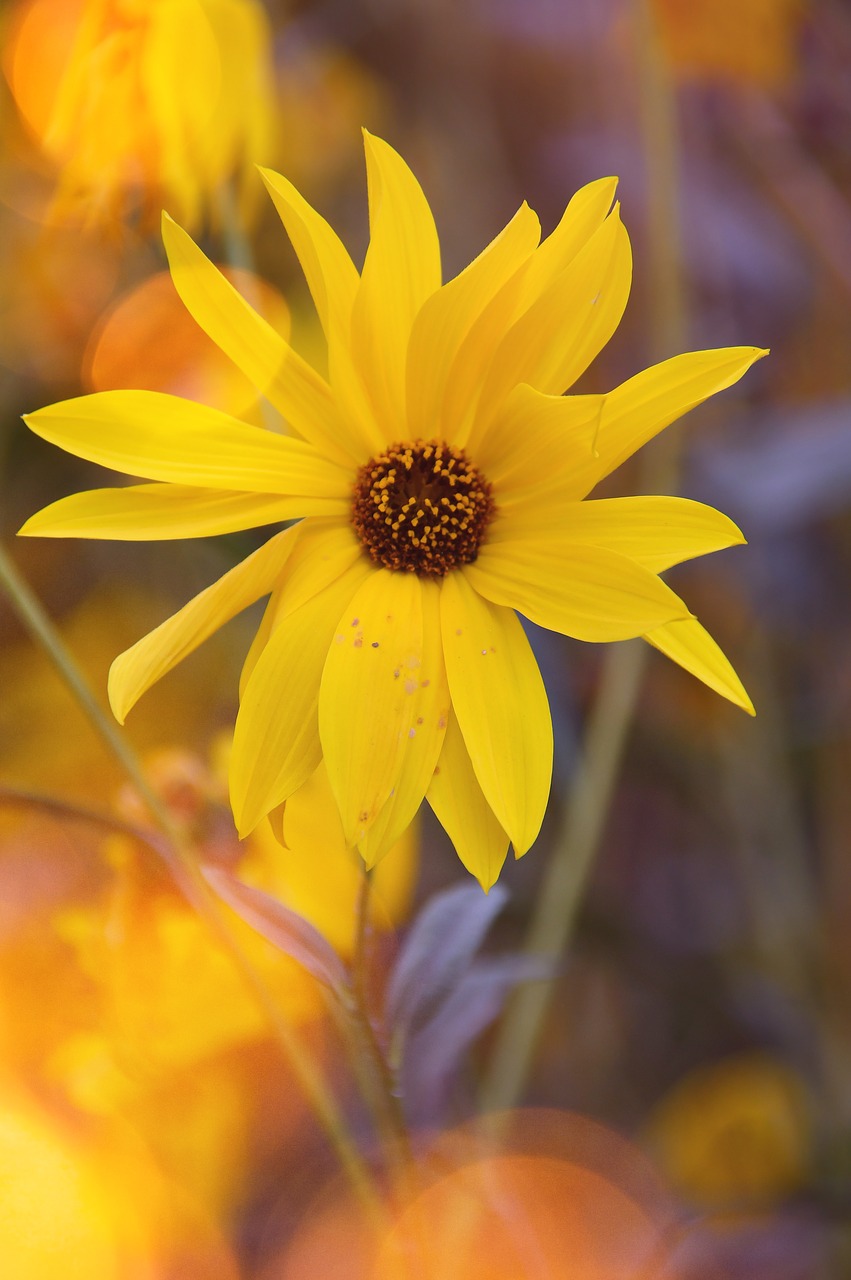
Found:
[427,708,510,890]
[19,483,343,540]
[162,214,355,465]
[491,496,745,573]
[230,557,372,836]
[440,573,552,855]
[476,386,603,497]
[350,131,441,436]
[470,206,632,446]
[24,391,350,495]
[466,540,691,641]
[517,176,618,310]
[108,525,300,723]
[405,203,541,440]
[356,579,450,867]
[574,347,770,500]
[259,166,359,354]
[320,569,445,847]
[644,617,755,714]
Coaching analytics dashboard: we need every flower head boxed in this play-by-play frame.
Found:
[21,133,766,888]
[5,0,274,231]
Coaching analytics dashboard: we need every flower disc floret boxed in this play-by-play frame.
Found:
[351,440,496,578]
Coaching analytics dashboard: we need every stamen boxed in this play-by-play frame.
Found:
[351,440,495,577]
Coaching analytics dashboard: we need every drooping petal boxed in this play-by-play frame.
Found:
[356,579,450,867]
[465,540,691,641]
[470,206,632,447]
[644,617,755,714]
[350,131,441,437]
[230,557,372,836]
[427,708,510,891]
[440,573,552,855]
[320,569,444,848]
[490,496,745,573]
[24,391,351,495]
[516,176,618,310]
[19,483,344,540]
[405,203,541,440]
[162,213,357,465]
[108,525,300,724]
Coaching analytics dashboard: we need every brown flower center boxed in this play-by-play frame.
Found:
[351,440,495,578]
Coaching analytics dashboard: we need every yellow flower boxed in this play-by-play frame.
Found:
[5,0,274,231]
[21,133,765,888]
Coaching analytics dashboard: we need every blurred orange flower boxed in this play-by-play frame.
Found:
[4,0,275,231]
[651,0,807,88]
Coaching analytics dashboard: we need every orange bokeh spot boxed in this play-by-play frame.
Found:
[4,0,86,145]
[269,1110,683,1280]
[83,268,290,416]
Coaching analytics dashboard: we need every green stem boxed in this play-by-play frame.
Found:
[480,0,686,1112]
[0,541,382,1216]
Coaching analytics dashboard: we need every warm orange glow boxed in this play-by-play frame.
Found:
[651,0,807,88]
[84,268,291,416]
[4,0,275,230]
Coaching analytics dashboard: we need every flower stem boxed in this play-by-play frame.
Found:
[0,541,382,1216]
[480,0,686,1112]
[347,866,415,1183]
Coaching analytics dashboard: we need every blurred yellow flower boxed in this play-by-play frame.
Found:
[645,1054,812,1208]
[650,0,807,88]
[21,132,765,887]
[4,0,275,231]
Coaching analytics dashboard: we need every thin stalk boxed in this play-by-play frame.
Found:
[348,867,415,1181]
[480,0,686,1112]
[0,542,381,1215]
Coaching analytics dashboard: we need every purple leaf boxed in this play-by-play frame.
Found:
[203,865,351,999]
[385,882,509,1038]
[402,955,550,1123]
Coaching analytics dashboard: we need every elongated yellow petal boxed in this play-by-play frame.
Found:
[490,496,745,573]
[24,391,350,495]
[466,541,691,641]
[240,521,364,694]
[259,166,359,353]
[427,708,510,890]
[644,617,754,714]
[470,207,632,446]
[19,483,343,540]
[356,579,450,867]
[575,347,770,500]
[320,570,444,847]
[108,525,300,723]
[476,387,603,496]
[517,176,618,309]
[440,574,552,855]
[405,203,541,440]
[350,131,441,436]
[230,558,372,836]
[162,213,357,465]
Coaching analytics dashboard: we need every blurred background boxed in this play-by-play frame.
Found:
[0,0,849,1276]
